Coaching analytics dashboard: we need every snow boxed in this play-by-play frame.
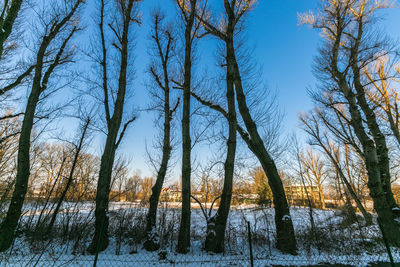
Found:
[0,202,398,266]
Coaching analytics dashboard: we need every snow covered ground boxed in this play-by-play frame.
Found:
[0,202,398,266]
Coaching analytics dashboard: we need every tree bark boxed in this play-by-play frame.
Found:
[87,0,135,254]
[0,1,80,250]
[177,0,196,254]
[143,15,174,251]
[322,5,400,243]
[352,66,398,213]
[342,80,400,244]
[190,85,297,254]
[188,0,296,254]
[204,32,237,253]
[226,32,297,256]
[87,129,118,253]
[0,79,40,251]
[349,19,398,212]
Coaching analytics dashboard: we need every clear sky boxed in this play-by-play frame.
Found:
[63,0,400,179]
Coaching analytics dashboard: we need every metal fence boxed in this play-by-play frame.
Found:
[0,203,398,267]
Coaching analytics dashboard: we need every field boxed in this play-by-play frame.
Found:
[0,202,398,266]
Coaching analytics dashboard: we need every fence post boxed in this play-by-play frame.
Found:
[247,221,254,267]
[377,217,395,267]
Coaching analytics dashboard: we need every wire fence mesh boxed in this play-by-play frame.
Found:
[0,202,398,267]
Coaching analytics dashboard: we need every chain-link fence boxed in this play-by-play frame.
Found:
[0,202,398,267]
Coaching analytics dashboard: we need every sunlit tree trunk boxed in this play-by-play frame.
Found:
[300,0,400,246]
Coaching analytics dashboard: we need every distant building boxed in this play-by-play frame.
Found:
[284,185,322,208]
[160,188,181,202]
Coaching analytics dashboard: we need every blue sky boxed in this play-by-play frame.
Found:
[69,0,400,179]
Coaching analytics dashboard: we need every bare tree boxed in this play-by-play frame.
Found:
[292,137,316,233]
[110,155,130,201]
[67,151,99,201]
[0,0,37,115]
[143,10,180,251]
[45,116,91,236]
[0,0,23,59]
[300,0,400,245]
[0,112,19,177]
[87,0,140,254]
[301,148,327,210]
[125,171,142,201]
[174,0,198,254]
[201,5,238,250]
[193,0,297,253]
[0,113,20,213]
[364,57,400,147]
[0,0,83,251]
[300,111,374,226]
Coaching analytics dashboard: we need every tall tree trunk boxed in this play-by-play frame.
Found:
[190,86,297,254]
[226,36,297,255]
[320,6,400,241]
[0,2,80,249]
[0,83,40,251]
[143,23,174,249]
[143,148,170,251]
[357,93,398,211]
[348,16,399,214]
[189,0,296,253]
[87,0,134,254]
[204,34,237,253]
[177,0,196,254]
[342,81,400,245]
[352,63,399,214]
[87,131,118,253]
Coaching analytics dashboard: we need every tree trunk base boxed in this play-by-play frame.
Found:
[87,234,109,255]
[276,215,297,255]
[0,224,13,252]
[379,215,400,247]
[176,209,191,254]
[364,214,373,226]
[143,228,160,251]
[143,239,160,251]
[204,216,224,253]
[176,245,189,254]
